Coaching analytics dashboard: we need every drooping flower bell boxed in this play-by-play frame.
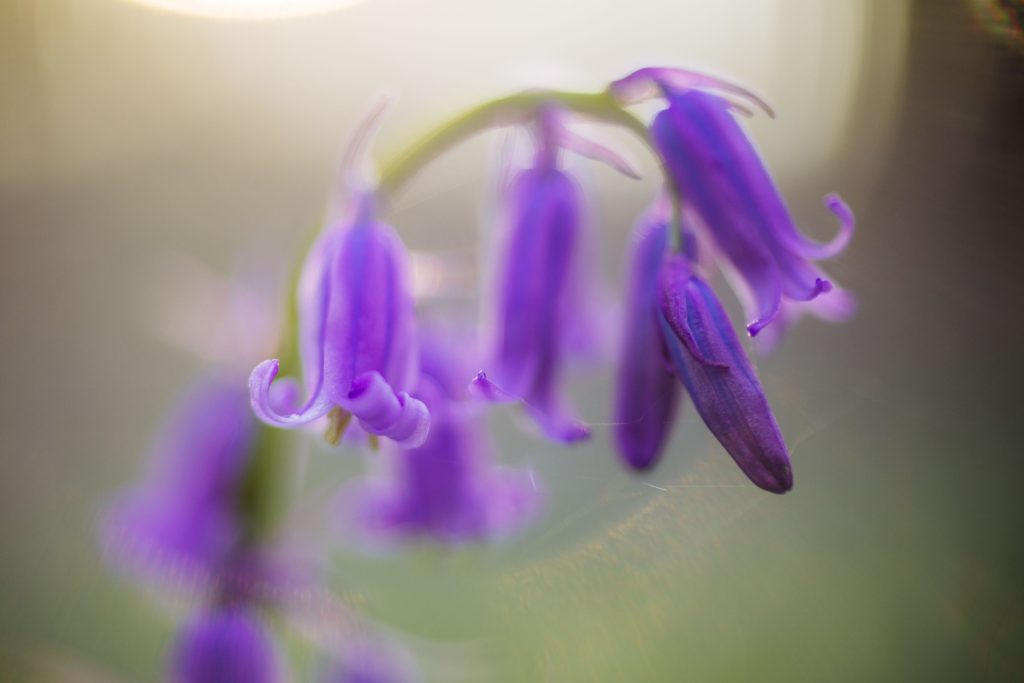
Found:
[657,251,793,493]
[342,327,543,546]
[612,204,681,471]
[170,608,282,683]
[611,67,855,339]
[249,104,429,449]
[476,106,638,443]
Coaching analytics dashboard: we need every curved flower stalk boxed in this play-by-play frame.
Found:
[170,608,282,683]
[657,253,793,493]
[477,107,638,443]
[611,66,854,339]
[249,110,429,449]
[340,328,543,546]
[612,206,681,471]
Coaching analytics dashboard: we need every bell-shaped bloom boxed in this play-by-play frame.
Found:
[612,208,681,470]
[170,608,281,683]
[612,67,854,339]
[479,107,638,443]
[249,195,429,449]
[657,254,793,493]
[341,329,543,546]
[481,162,590,442]
[100,377,258,585]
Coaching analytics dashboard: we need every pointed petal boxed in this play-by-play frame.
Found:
[658,256,793,493]
[553,117,641,179]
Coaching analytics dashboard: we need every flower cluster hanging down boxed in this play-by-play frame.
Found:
[252,65,854,496]
[102,64,854,683]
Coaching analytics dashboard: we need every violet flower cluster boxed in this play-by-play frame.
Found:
[101,63,853,683]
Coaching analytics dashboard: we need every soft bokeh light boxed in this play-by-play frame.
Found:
[124,0,369,20]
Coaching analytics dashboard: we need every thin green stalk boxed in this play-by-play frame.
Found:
[378,88,662,203]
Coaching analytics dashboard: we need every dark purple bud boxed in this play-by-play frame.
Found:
[612,208,681,470]
[657,254,793,493]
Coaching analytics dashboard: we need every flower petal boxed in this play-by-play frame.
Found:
[344,371,430,448]
[249,359,333,427]
[610,66,774,117]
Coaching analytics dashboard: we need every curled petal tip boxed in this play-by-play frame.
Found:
[346,371,431,448]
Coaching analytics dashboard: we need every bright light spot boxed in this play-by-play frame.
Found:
[125,0,368,20]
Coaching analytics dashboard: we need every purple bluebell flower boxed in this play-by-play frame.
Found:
[342,328,543,546]
[101,377,258,585]
[612,205,681,470]
[249,101,428,448]
[479,107,637,443]
[657,253,793,493]
[611,67,854,339]
[170,608,281,683]
[249,193,429,448]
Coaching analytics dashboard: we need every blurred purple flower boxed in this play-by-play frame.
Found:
[249,195,428,449]
[342,328,543,546]
[612,66,854,339]
[657,253,793,493]
[100,377,257,586]
[170,608,281,683]
[612,206,680,470]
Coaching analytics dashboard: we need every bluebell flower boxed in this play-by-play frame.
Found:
[249,101,429,449]
[248,192,429,448]
[612,66,854,339]
[341,328,543,546]
[612,204,681,470]
[477,107,637,443]
[170,608,281,683]
[657,252,793,493]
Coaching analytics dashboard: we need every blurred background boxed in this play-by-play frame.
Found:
[2,0,1023,680]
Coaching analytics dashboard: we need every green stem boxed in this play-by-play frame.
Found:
[377,88,665,203]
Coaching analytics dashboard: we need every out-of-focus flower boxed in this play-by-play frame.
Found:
[100,377,258,585]
[657,253,793,493]
[342,328,543,546]
[169,608,281,683]
[612,66,854,339]
[478,107,637,443]
[612,205,680,470]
